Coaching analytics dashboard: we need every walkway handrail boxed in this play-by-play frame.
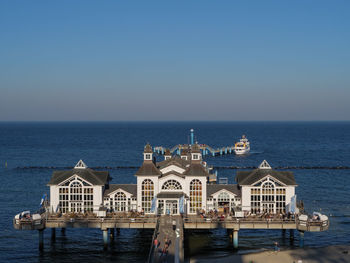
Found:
[147,216,160,263]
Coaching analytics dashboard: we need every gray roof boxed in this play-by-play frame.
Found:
[135,161,162,176]
[157,192,187,199]
[160,171,186,179]
[104,184,137,197]
[207,184,241,198]
[157,156,190,169]
[236,169,297,186]
[183,163,209,177]
[48,168,109,186]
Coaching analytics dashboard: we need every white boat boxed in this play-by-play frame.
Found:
[234,135,250,155]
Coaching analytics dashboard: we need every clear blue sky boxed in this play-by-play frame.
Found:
[1,1,349,121]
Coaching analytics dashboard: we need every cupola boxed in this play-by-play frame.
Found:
[164,148,171,160]
[143,143,153,162]
[190,143,201,161]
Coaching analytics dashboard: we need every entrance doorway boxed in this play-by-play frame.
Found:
[165,200,178,215]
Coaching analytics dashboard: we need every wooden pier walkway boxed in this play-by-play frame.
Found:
[148,216,184,263]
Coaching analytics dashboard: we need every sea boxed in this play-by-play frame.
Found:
[0,121,350,262]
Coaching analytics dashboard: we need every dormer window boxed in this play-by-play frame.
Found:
[145,154,151,160]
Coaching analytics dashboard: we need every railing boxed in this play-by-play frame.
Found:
[183,216,329,231]
[147,217,160,263]
[45,215,158,224]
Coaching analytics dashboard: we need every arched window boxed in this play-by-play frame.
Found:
[190,179,202,213]
[142,179,154,213]
[70,181,82,212]
[218,192,230,202]
[262,182,275,202]
[162,180,182,190]
[114,192,127,212]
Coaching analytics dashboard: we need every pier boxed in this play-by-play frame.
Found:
[14,211,329,261]
[154,129,237,157]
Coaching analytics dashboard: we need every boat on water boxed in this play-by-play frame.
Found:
[234,135,250,155]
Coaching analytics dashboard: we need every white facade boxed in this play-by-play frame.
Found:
[48,155,297,217]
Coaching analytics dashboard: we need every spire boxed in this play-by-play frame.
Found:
[74,159,87,169]
[144,143,153,153]
[259,160,271,170]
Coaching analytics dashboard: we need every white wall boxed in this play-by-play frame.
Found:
[50,186,59,213]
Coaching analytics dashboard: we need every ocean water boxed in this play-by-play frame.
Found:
[0,121,350,262]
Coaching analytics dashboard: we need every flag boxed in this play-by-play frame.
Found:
[290,195,297,213]
[179,196,185,214]
[150,197,157,213]
[40,194,46,207]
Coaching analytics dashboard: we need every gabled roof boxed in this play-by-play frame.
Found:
[207,184,241,197]
[160,170,186,179]
[183,163,209,177]
[48,168,109,186]
[236,169,296,186]
[157,156,190,170]
[104,184,137,197]
[135,161,161,176]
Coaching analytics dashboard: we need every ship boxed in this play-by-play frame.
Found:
[234,135,250,155]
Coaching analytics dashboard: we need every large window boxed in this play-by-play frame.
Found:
[142,179,154,213]
[276,188,286,213]
[162,180,182,190]
[58,177,94,213]
[262,182,275,202]
[250,179,286,214]
[190,179,202,213]
[218,192,230,202]
[115,192,127,212]
[250,188,261,214]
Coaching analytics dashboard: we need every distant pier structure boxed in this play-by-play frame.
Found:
[154,129,236,157]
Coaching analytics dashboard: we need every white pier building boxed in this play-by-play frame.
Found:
[48,144,297,216]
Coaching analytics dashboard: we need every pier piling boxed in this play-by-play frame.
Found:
[103,229,108,250]
[299,231,305,248]
[61,227,66,236]
[109,228,115,242]
[51,228,56,242]
[38,229,44,251]
[233,230,239,249]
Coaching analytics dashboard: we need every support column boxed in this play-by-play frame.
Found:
[39,229,44,251]
[51,228,56,242]
[289,229,294,240]
[233,230,238,249]
[299,231,304,248]
[109,228,115,242]
[61,228,66,236]
[103,229,108,250]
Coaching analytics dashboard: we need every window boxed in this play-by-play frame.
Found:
[145,154,151,160]
[262,182,274,202]
[218,192,230,202]
[190,179,202,213]
[58,177,94,213]
[142,179,154,213]
[162,180,182,190]
[250,188,261,214]
[276,188,286,213]
[114,192,127,212]
[193,154,199,160]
